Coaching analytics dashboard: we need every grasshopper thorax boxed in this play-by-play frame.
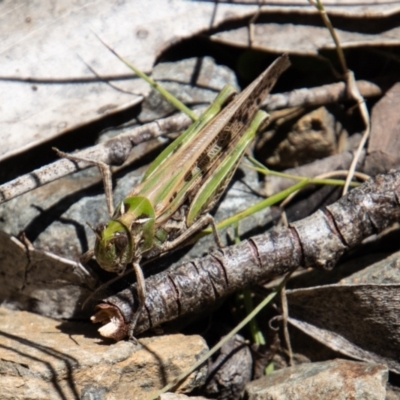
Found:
[94,220,134,274]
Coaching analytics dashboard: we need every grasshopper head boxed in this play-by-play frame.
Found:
[93,220,134,274]
[89,196,156,274]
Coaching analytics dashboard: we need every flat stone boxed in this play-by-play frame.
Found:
[245,359,388,400]
[0,307,208,400]
[160,394,208,400]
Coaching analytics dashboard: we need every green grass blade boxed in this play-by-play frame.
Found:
[213,178,309,233]
[94,33,197,120]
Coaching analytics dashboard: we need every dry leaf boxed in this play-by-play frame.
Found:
[211,23,400,55]
[0,0,258,162]
[365,83,400,175]
[287,284,400,373]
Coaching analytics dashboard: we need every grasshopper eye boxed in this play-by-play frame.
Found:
[113,232,129,255]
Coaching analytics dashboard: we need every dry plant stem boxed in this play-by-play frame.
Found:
[310,0,371,196]
[280,286,293,366]
[248,0,261,47]
[343,71,371,195]
[311,0,348,72]
[275,210,293,365]
[0,80,381,205]
[92,170,400,340]
[317,170,370,182]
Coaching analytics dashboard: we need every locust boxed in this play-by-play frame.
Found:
[57,54,290,339]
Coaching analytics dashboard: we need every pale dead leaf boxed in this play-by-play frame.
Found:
[217,0,400,17]
[287,284,400,373]
[2,0,398,162]
[286,250,400,373]
[365,82,400,175]
[211,24,400,55]
[0,0,258,162]
[0,230,98,319]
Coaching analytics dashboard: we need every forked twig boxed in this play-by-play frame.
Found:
[309,0,371,195]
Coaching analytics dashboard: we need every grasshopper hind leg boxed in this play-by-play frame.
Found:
[207,215,224,249]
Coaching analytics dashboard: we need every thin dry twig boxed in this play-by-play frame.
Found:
[0,111,195,204]
[261,79,380,111]
[343,71,371,194]
[248,0,261,47]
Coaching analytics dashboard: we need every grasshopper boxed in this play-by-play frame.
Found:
[58,54,290,339]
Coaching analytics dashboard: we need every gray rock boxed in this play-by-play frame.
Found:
[245,359,388,400]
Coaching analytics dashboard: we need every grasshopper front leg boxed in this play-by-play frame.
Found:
[128,261,147,341]
[125,214,222,339]
[126,215,222,339]
[53,148,115,216]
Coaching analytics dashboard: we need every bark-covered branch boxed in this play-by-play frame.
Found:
[92,170,400,340]
[262,79,381,110]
